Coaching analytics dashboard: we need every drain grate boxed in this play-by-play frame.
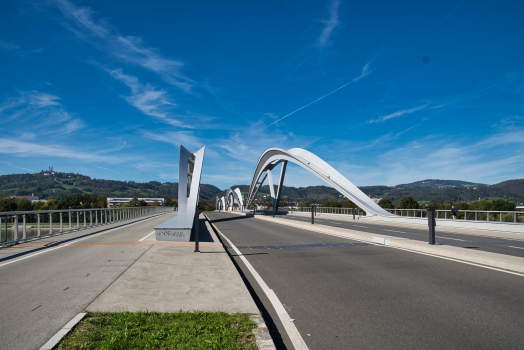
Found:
[225,242,370,250]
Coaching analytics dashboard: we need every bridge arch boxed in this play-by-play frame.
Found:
[246,148,394,217]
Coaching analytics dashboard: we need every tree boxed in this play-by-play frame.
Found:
[490,199,516,211]
[320,200,342,208]
[378,198,394,209]
[428,198,438,208]
[297,201,310,208]
[341,199,357,208]
[399,196,420,209]
[205,204,216,211]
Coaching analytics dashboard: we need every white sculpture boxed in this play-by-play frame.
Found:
[155,145,206,241]
[246,148,394,217]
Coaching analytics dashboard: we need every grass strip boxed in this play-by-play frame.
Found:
[56,311,257,350]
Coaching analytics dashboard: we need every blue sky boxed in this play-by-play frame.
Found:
[0,0,523,189]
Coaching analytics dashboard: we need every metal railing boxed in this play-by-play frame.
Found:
[385,208,524,223]
[0,206,174,246]
[272,206,523,224]
[288,206,367,216]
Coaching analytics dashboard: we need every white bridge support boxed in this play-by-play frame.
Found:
[247,148,395,217]
[217,188,244,212]
[155,145,206,241]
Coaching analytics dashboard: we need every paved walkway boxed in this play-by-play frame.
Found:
[87,215,259,314]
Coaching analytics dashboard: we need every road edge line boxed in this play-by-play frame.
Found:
[39,312,86,350]
[204,214,308,350]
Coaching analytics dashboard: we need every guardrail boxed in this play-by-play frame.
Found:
[384,208,524,223]
[269,206,524,224]
[0,206,174,246]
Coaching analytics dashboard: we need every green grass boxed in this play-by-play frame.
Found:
[56,311,257,350]
[61,183,81,190]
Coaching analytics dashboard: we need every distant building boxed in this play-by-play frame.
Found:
[371,198,382,203]
[107,197,165,207]
[10,195,40,203]
[517,206,524,212]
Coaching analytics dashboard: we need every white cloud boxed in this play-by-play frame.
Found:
[366,104,429,124]
[51,0,193,92]
[317,0,342,47]
[107,68,193,128]
[143,131,203,150]
[0,91,84,135]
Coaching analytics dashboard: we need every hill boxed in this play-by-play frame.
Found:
[1,171,522,205]
[216,179,523,205]
[0,171,220,201]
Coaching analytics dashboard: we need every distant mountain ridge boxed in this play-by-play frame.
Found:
[0,171,220,201]
[0,171,522,204]
[216,179,523,204]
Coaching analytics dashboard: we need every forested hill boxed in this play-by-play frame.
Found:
[1,171,523,205]
[0,171,220,201]
[217,179,524,204]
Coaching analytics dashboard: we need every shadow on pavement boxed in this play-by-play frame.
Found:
[205,215,288,350]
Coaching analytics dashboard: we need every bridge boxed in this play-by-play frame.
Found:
[1,146,524,350]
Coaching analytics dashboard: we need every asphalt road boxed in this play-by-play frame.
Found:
[272,212,524,258]
[206,212,524,350]
[0,211,175,350]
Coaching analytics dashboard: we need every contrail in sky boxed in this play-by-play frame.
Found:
[266,64,378,129]
[479,73,524,92]
[277,56,310,86]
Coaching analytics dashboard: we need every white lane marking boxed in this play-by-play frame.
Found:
[0,214,166,268]
[436,236,465,242]
[508,246,524,250]
[385,229,406,234]
[209,220,309,350]
[40,313,86,350]
[353,225,368,228]
[139,231,155,241]
[389,245,524,278]
[331,222,341,224]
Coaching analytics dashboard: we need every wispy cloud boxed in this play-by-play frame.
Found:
[107,68,192,128]
[51,0,193,92]
[0,138,172,172]
[317,0,342,47]
[366,104,429,124]
[0,38,20,51]
[266,63,374,128]
[0,91,84,135]
[142,131,203,150]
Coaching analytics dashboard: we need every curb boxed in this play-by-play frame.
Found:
[251,314,277,350]
[241,212,524,275]
[204,213,280,349]
[39,313,86,350]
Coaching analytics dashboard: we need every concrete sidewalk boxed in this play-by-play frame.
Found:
[87,215,259,314]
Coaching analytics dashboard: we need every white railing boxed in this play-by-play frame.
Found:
[0,206,174,246]
[287,206,366,216]
[385,208,524,223]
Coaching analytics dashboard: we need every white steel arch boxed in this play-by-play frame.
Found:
[246,148,394,217]
[223,188,244,211]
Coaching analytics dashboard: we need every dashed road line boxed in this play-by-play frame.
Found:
[385,229,406,234]
[436,236,465,241]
